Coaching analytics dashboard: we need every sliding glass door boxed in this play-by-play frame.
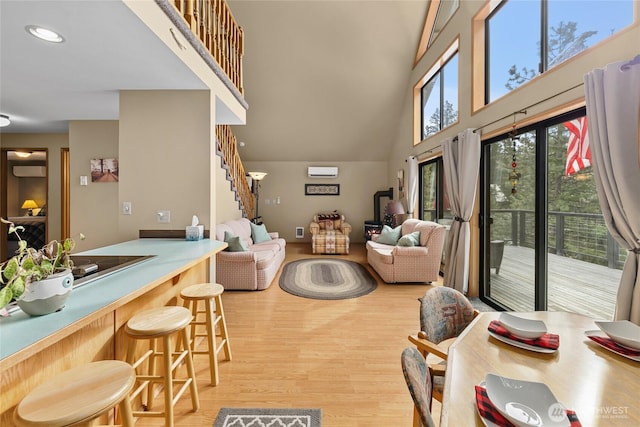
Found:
[480,109,621,317]
[483,130,537,310]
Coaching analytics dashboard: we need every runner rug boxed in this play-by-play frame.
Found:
[213,407,322,427]
[279,258,377,300]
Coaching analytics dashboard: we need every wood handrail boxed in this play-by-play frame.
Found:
[216,125,254,218]
[172,0,244,94]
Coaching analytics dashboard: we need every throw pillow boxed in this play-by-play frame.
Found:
[376,225,402,245]
[250,222,272,243]
[398,231,420,247]
[224,231,248,252]
[320,219,334,231]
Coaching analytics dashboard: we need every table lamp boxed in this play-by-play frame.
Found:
[21,199,39,216]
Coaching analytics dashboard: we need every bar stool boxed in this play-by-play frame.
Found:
[180,282,232,385]
[14,360,135,427]
[124,305,199,427]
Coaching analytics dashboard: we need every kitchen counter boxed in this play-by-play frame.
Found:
[0,238,226,422]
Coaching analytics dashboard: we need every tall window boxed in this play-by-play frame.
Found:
[421,53,458,139]
[415,39,459,143]
[485,0,634,103]
[420,158,450,222]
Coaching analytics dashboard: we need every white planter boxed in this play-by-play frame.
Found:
[17,269,74,316]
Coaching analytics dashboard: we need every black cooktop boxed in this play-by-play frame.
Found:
[70,255,155,288]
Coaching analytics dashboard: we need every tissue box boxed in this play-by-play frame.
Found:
[185,225,204,241]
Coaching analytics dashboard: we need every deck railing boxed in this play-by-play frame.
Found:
[216,125,254,218]
[423,208,625,269]
[171,0,244,94]
[490,209,624,269]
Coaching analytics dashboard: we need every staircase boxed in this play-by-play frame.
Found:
[216,125,254,219]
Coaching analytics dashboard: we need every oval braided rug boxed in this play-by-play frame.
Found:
[279,258,377,300]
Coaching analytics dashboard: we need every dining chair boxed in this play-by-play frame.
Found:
[401,347,436,427]
[408,286,479,411]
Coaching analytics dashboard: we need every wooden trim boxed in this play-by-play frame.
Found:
[413,0,440,67]
[471,2,490,113]
[61,148,70,239]
[138,229,211,239]
[1,150,7,261]
[480,98,585,141]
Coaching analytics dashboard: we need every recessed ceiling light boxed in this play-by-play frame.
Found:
[25,25,65,43]
[0,114,10,127]
[14,151,32,158]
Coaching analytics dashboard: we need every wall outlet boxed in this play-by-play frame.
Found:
[122,202,132,215]
[157,210,171,223]
[296,227,304,238]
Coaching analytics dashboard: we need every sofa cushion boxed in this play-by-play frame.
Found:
[377,225,402,245]
[250,222,272,243]
[398,231,420,247]
[224,231,248,252]
[216,218,253,247]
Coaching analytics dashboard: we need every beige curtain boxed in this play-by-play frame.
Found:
[584,57,640,324]
[406,156,419,218]
[442,129,481,294]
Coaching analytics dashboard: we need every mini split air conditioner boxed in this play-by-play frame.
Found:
[13,166,47,177]
[308,166,338,178]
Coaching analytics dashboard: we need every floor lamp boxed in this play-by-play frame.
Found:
[247,172,267,223]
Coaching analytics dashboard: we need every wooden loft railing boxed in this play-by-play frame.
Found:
[216,125,254,218]
[172,0,244,94]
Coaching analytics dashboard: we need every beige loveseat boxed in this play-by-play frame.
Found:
[366,219,445,283]
[215,218,286,290]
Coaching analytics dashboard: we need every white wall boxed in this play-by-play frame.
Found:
[69,121,120,252]
[243,160,388,242]
[118,90,214,242]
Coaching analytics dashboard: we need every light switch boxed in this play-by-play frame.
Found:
[122,202,132,215]
[157,210,171,223]
[80,176,88,186]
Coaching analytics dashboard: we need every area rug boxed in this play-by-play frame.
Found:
[279,259,377,300]
[213,407,322,427]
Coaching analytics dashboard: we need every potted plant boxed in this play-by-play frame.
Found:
[0,218,84,316]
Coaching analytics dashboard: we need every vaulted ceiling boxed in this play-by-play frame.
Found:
[228,0,427,162]
[0,1,427,163]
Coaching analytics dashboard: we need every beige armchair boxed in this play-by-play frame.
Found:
[309,212,351,254]
[366,219,445,283]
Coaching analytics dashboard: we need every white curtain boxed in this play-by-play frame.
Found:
[442,129,481,294]
[406,156,418,218]
[584,57,640,324]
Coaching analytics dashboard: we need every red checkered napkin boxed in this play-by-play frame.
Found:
[488,320,560,350]
[587,335,640,357]
[475,385,581,426]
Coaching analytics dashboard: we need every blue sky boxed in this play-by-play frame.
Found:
[488,0,634,101]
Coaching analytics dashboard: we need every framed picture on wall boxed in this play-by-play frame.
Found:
[91,158,119,182]
[305,184,340,196]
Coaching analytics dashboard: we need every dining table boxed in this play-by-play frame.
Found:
[440,311,640,426]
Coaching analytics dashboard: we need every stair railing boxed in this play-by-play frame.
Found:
[216,125,254,218]
[171,0,244,95]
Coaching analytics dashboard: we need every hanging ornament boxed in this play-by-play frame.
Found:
[508,123,521,194]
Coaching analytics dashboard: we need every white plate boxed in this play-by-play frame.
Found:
[585,330,640,362]
[499,313,547,339]
[476,381,500,427]
[489,331,557,353]
[485,373,569,427]
[594,320,640,350]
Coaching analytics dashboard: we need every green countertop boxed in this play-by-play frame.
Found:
[0,238,226,363]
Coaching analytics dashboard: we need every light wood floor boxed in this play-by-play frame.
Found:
[134,243,442,426]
